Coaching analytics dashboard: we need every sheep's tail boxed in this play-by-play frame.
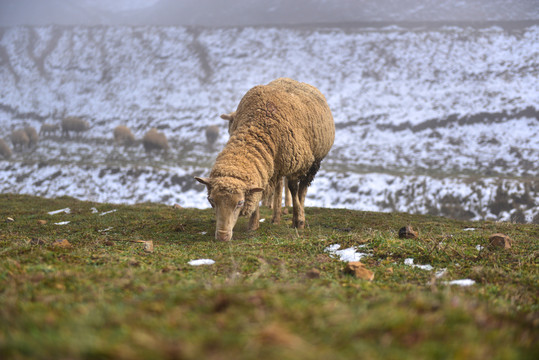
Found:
[299,159,321,187]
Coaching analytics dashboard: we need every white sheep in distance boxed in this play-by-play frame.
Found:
[113,125,135,146]
[142,128,169,153]
[62,117,90,138]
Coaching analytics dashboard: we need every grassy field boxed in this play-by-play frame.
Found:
[0,194,537,359]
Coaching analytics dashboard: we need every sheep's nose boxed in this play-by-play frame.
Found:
[216,230,232,242]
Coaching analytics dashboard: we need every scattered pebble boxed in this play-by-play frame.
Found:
[489,233,511,249]
[53,239,72,248]
[143,240,154,253]
[306,268,321,279]
[54,221,70,225]
[6,217,14,223]
[37,220,47,225]
[345,261,374,281]
[398,225,418,239]
[172,203,182,210]
[188,259,215,266]
[48,208,71,215]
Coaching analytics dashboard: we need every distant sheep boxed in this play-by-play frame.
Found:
[24,126,39,147]
[142,128,169,153]
[11,129,29,150]
[0,138,12,159]
[113,125,135,146]
[196,78,335,241]
[40,123,60,136]
[205,125,220,148]
[62,117,89,137]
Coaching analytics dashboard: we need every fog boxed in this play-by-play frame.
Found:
[1,0,538,27]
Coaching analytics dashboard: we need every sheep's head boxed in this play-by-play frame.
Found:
[195,176,263,241]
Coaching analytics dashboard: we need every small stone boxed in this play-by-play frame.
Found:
[104,240,115,246]
[6,217,14,223]
[306,268,321,279]
[172,203,182,210]
[489,233,511,249]
[345,262,374,281]
[53,239,72,248]
[399,225,418,239]
[37,220,47,225]
[144,240,154,253]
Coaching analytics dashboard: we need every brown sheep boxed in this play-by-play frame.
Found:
[113,125,135,146]
[0,138,12,159]
[142,128,169,153]
[62,117,89,137]
[40,123,60,136]
[205,125,220,148]
[24,126,39,147]
[196,78,335,241]
[11,129,29,150]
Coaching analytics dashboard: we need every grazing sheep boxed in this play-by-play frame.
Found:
[205,125,220,148]
[113,125,135,146]
[24,126,39,147]
[40,123,60,136]
[62,116,89,137]
[11,129,29,150]
[142,128,169,153]
[0,138,11,159]
[196,78,335,241]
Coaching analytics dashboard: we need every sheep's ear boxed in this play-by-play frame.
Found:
[247,187,264,194]
[195,177,211,187]
[220,113,233,121]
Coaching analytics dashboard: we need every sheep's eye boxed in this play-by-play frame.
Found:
[207,197,215,208]
[237,200,244,207]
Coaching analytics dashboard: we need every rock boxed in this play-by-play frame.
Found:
[172,203,182,210]
[399,225,418,239]
[489,233,511,249]
[53,239,72,248]
[6,217,14,223]
[306,268,321,279]
[37,220,47,225]
[143,240,154,253]
[345,262,374,281]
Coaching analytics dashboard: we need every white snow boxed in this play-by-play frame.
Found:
[325,244,370,262]
[404,258,434,271]
[48,208,71,215]
[446,279,476,286]
[54,221,70,225]
[188,259,215,266]
[99,209,117,216]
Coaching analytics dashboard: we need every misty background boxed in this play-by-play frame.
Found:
[0,0,538,223]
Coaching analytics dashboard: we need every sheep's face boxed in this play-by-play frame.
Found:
[195,177,262,241]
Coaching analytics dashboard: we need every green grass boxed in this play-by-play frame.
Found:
[0,194,537,360]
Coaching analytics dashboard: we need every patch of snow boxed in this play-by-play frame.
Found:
[188,259,215,266]
[404,258,434,271]
[54,221,70,225]
[91,207,98,214]
[435,268,447,278]
[199,231,207,235]
[476,245,484,251]
[463,228,477,231]
[325,244,370,262]
[259,218,265,222]
[99,209,117,216]
[446,279,476,286]
[48,208,71,215]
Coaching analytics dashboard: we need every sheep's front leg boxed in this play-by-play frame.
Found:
[248,204,260,231]
[272,177,283,224]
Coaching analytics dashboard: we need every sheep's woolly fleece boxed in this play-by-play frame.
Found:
[207,77,335,217]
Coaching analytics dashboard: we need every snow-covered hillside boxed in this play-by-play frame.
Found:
[0,23,537,223]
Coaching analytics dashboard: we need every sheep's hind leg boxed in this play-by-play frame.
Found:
[288,179,305,229]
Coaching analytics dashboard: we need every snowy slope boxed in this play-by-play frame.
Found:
[0,23,537,222]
